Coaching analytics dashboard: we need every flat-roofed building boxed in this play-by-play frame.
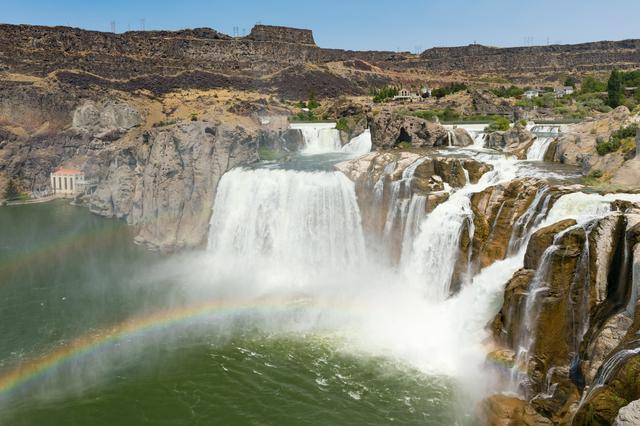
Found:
[50,168,85,196]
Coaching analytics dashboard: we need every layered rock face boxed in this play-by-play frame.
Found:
[0,24,395,98]
[416,40,640,75]
[247,25,315,45]
[89,122,258,251]
[487,202,640,424]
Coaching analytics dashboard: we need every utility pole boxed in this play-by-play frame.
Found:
[110,20,116,33]
[140,19,145,31]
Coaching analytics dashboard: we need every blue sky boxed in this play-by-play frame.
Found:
[2,0,639,51]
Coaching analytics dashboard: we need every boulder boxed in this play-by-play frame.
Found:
[485,125,535,159]
[369,110,447,148]
[479,394,553,426]
[615,399,640,425]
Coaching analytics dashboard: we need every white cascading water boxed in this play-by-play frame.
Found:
[526,137,554,161]
[289,122,342,154]
[208,168,366,274]
[341,129,372,156]
[205,121,640,408]
[289,122,372,156]
[628,245,640,316]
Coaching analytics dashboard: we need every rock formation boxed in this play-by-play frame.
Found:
[487,202,640,424]
[89,122,259,251]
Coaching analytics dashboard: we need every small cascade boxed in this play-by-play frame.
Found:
[208,168,366,272]
[446,130,457,147]
[578,345,640,408]
[509,236,564,391]
[472,132,486,148]
[341,129,372,156]
[507,187,553,255]
[568,221,596,371]
[526,137,554,161]
[628,245,640,316]
[289,122,342,154]
[370,157,430,265]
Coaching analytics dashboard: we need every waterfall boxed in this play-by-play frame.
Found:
[507,186,553,255]
[578,345,640,409]
[289,123,372,156]
[509,238,563,391]
[341,129,372,156]
[526,137,554,161]
[289,122,342,154]
[208,168,366,272]
[628,245,640,316]
[402,194,473,299]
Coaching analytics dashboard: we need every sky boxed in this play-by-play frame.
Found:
[2,0,639,52]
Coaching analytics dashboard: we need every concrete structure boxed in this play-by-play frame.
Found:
[50,168,85,196]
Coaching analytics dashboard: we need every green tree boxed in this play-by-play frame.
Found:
[607,70,624,108]
[564,76,578,88]
[580,76,607,94]
[3,179,19,200]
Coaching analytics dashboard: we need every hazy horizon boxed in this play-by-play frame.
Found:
[3,0,639,52]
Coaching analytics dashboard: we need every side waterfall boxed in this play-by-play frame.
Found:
[526,137,554,161]
[289,122,342,154]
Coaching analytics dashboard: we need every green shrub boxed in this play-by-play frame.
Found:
[371,86,399,103]
[432,83,467,98]
[307,92,320,110]
[335,118,349,132]
[492,85,525,98]
[412,108,460,122]
[485,117,510,132]
[190,112,198,121]
[597,124,637,156]
[589,169,603,178]
[580,76,607,94]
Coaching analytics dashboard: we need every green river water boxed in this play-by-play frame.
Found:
[0,201,471,425]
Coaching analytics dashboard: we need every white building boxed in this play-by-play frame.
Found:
[554,86,575,98]
[50,168,85,196]
[393,88,421,102]
[524,89,542,99]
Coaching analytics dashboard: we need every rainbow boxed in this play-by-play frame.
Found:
[0,297,309,398]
